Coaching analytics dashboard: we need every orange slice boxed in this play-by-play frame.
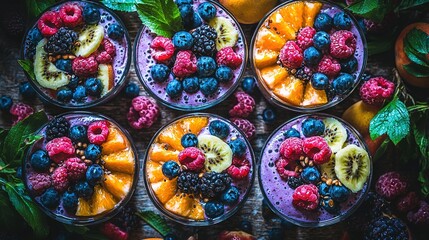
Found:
[266,11,296,40]
[301,83,328,106]
[278,2,304,31]
[164,194,194,218]
[158,123,185,151]
[303,2,323,27]
[146,160,164,183]
[260,65,288,89]
[148,143,179,163]
[255,27,286,52]
[103,172,132,199]
[187,199,204,220]
[273,76,305,106]
[152,178,177,204]
[180,116,209,135]
[103,149,135,174]
[91,185,117,215]
[76,198,92,216]
[254,48,279,69]
[101,127,127,155]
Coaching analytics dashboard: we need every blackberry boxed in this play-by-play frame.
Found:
[191,25,217,56]
[45,116,70,141]
[44,27,78,55]
[364,216,408,240]
[112,205,138,233]
[287,176,303,189]
[177,171,200,195]
[294,67,313,81]
[200,172,231,199]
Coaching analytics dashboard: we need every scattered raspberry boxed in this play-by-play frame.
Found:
[396,191,420,213]
[101,222,129,240]
[297,27,316,49]
[227,156,251,179]
[216,47,243,69]
[172,50,197,78]
[229,91,255,118]
[150,36,175,62]
[87,120,110,145]
[330,30,356,59]
[37,11,62,37]
[127,96,159,130]
[302,136,332,164]
[59,3,83,28]
[292,184,319,211]
[9,103,34,125]
[230,118,256,139]
[52,167,69,192]
[45,137,75,164]
[275,157,299,179]
[359,76,395,106]
[375,171,408,201]
[64,157,87,181]
[72,56,98,77]
[178,147,205,171]
[28,173,51,195]
[279,41,303,69]
[317,55,341,78]
[279,137,304,161]
[407,200,429,226]
[96,39,116,64]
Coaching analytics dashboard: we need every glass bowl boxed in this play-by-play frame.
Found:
[134,0,248,111]
[258,113,372,227]
[143,113,255,226]
[21,0,131,109]
[250,0,367,112]
[23,111,139,225]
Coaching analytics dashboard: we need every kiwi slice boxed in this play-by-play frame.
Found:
[73,24,104,57]
[320,154,336,180]
[34,39,70,90]
[98,64,114,96]
[198,135,232,173]
[208,16,239,51]
[323,117,348,153]
[334,144,370,193]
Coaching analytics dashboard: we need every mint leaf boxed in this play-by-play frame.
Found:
[413,113,429,159]
[136,210,170,236]
[403,63,429,77]
[404,28,429,55]
[347,0,390,22]
[404,43,429,67]
[101,0,136,12]
[18,59,36,81]
[369,97,410,145]
[25,0,55,17]
[396,0,429,11]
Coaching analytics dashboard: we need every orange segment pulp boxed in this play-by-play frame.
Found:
[103,172,132,199]
[101,127,127,155]
[91,185,117,215]
[164,194,194,218]
[187,199,204,220]
[303,2,323,27]
[254,48,279,69]
[152,178,178,204]
[76,198,92,216]
[158,123,185,151]
[180,116,209,135]
[273,76,305,106]
[260,65,288,89]
[266,11,296,40]
[146,160,164,183]
[103,149,135,174]
[148,143,179,163]
[278,1,304,31]
[255,27,286,52]
[301,83,328,106]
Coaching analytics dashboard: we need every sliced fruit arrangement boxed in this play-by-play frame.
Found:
[145,115,253,222]
[22,1,128,106]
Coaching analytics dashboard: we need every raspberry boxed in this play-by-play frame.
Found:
[64,157,87,181]
[359,76,395,106]
[178,147,205,171]
[96,39,116,64]
[297,27,316,49]
[275,157,299,179]
[28,173,52,195]
[52,166,69,192]
[292,184,319,211]
[302,136,332,164]
[216,47,243,69]
[375,171,408,201]
[230,118,256,139]
[317,55,341,78]
[72,56,98,77]
[127,96,159,130]
[407,200,429,226]
[227,156,251,179]
[279,41,303,69]
[9,103,34,125]
[172,50,197,78]
[396,191,420,213]
[101,222,128,240]
[229,91,255,118]
[87,120,110,145]
[46,137,75,164]
[59,3,83,28]
[330,30,356,59]
[150,36,175,62]
[279,137,304,161]
[38,11,62,37]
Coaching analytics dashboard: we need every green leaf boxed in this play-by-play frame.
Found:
[404,63,429,77]
[18,59,36,81]
[25,0,56,17]
[373,138,390,162]
[136,210,171,236]
[369,97,410,145]
[0,189,21,230]
[413,116,429,159]
[396,0,429,11]
[404,28,429,55]
[101,0,136,12]
[368,37,395,56]
[347,0,390,22]
[404,43,429,67]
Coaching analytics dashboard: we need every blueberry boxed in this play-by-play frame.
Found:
[162,161,181,179]
[84,78,102,97]
[204,201,224,218]
[340,57,358,74]
[311,73,329,90]
[199,77,219,96]
[28,27,43,43]
[107,23,124,41]
[179,4,194,26]
[215,66,233,83]
[241,76,256,94]
[318,182,331,196]
[18,82,36,99]
[182,77,199,93]
[268,228,284,240]
[229,138,247,157]
[69,125,87,143]
[163,234,178,240]
[55,59,72,73]
[40,188,60,208]
[151,64,170,83]
[198,2,217,21]
[197,56,217,77]
[172,31,194,50]
[301,117,325,137]
[84,144,101,161]
[209,120,230,139]
[262,108,276,123]
[220,186,240,205]
[181,133,198,148]
[321,197,340,213]
[74,181,94,199]
[303,46,322,67]
[72,86,87,102]
[86,164,104,186]
[314,13,333,32]
[83,5,100,24]
[57,88,73,103]
[124,82,140,98]
[30,150,51,172]
[301,166,321,184]
[313,31,331,50]
[62,191,78,213]
[333,12,352,30]
[166,79,183,97]
[332,73,354,95]
[191,13,203,29]
[176,0,192,6]
[239,220,253,234]
[0,95,13,111]
[283,128,300,139]
[329,185,350,202]
[67,76,80,90]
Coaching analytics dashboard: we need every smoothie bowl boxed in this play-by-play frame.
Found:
[251,0,367,112]
[144,114,255,226]
[21,0,131,109]
[259,114,372,227]
[23,112,138,225]
[134,0,247,111]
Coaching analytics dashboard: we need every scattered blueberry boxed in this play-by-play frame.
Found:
[329,185,350,202]
[19,82,36,98]
[220,186,240,205]
[30,150,51,172]
[209,120,230,139]
[301,117,325,137]
[283,128,301,139]
[318,182,331,196]
[83,5,100,24]
[107,23,124,41]
[197,56,217,77]
[301,166,321,184]
[0,95,13,111]
[74,181,94,199]
[151,64,171,83]
[239,220,253,234]
[40,188,60,208]
[124,82,140,98]
[84,144,101,161]
[215,66,233,83]
[166,79,183,98]
[179,4,194,26]
[313,31,331,50]
[86,164,104,186]
[199,77,219,96]
[333,12,352,30]
[332,73,354,95]
[62,191,78,213]
[172,31,194,50]
[67,76,80,90]
[303,46,322,67]
[181,133,198,148]
[262,108,276,123]
[340,57,358,74]
[191,13,203,29]
[268,228,284,240]
[204,201,224,218]
[55,59,72,73]
[321,197,340,213]
[241,76,256,94]
[69,125,87,143]
[72,86,87,102]
[311,72,329,90]
[57,88,73,102]
[314,13,333,32]
[162,161,181,179]
[84,78,102,97]
[229,138,247,157]
[182,77,200,93]
[28,27,43,43]
[198,2,217,21]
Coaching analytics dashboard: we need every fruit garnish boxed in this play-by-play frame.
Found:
[152,178,177,204]
[320,154,337,180]
[277,1,304,32]
[198,135,233,173]
[209,16,238,51]
[359,76,395,106]
[322,117,348,153]
[187,199,204,220]
[292,184,319,211]
[275,157,298,179]
[303,2,323,27]
[148,143,179,162]
[127,96,160,130]
[164,194,194,217]
[260,65,288,90]
[103,172,132,199]
[101,127,127,155]
[254,48,279,69]
[146,160,164,183]
[272,76,304,106]
[255,27,286,51]
[103,149,135,174]
[266,11,296,40]
[158,122,186,151]
[76,197,92,216]
[91,185,117,215]
[178,147,205,171]
[375,171,408,201]
[73,24,104,57]
[180,116,209,135]
[301,83,328,107]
